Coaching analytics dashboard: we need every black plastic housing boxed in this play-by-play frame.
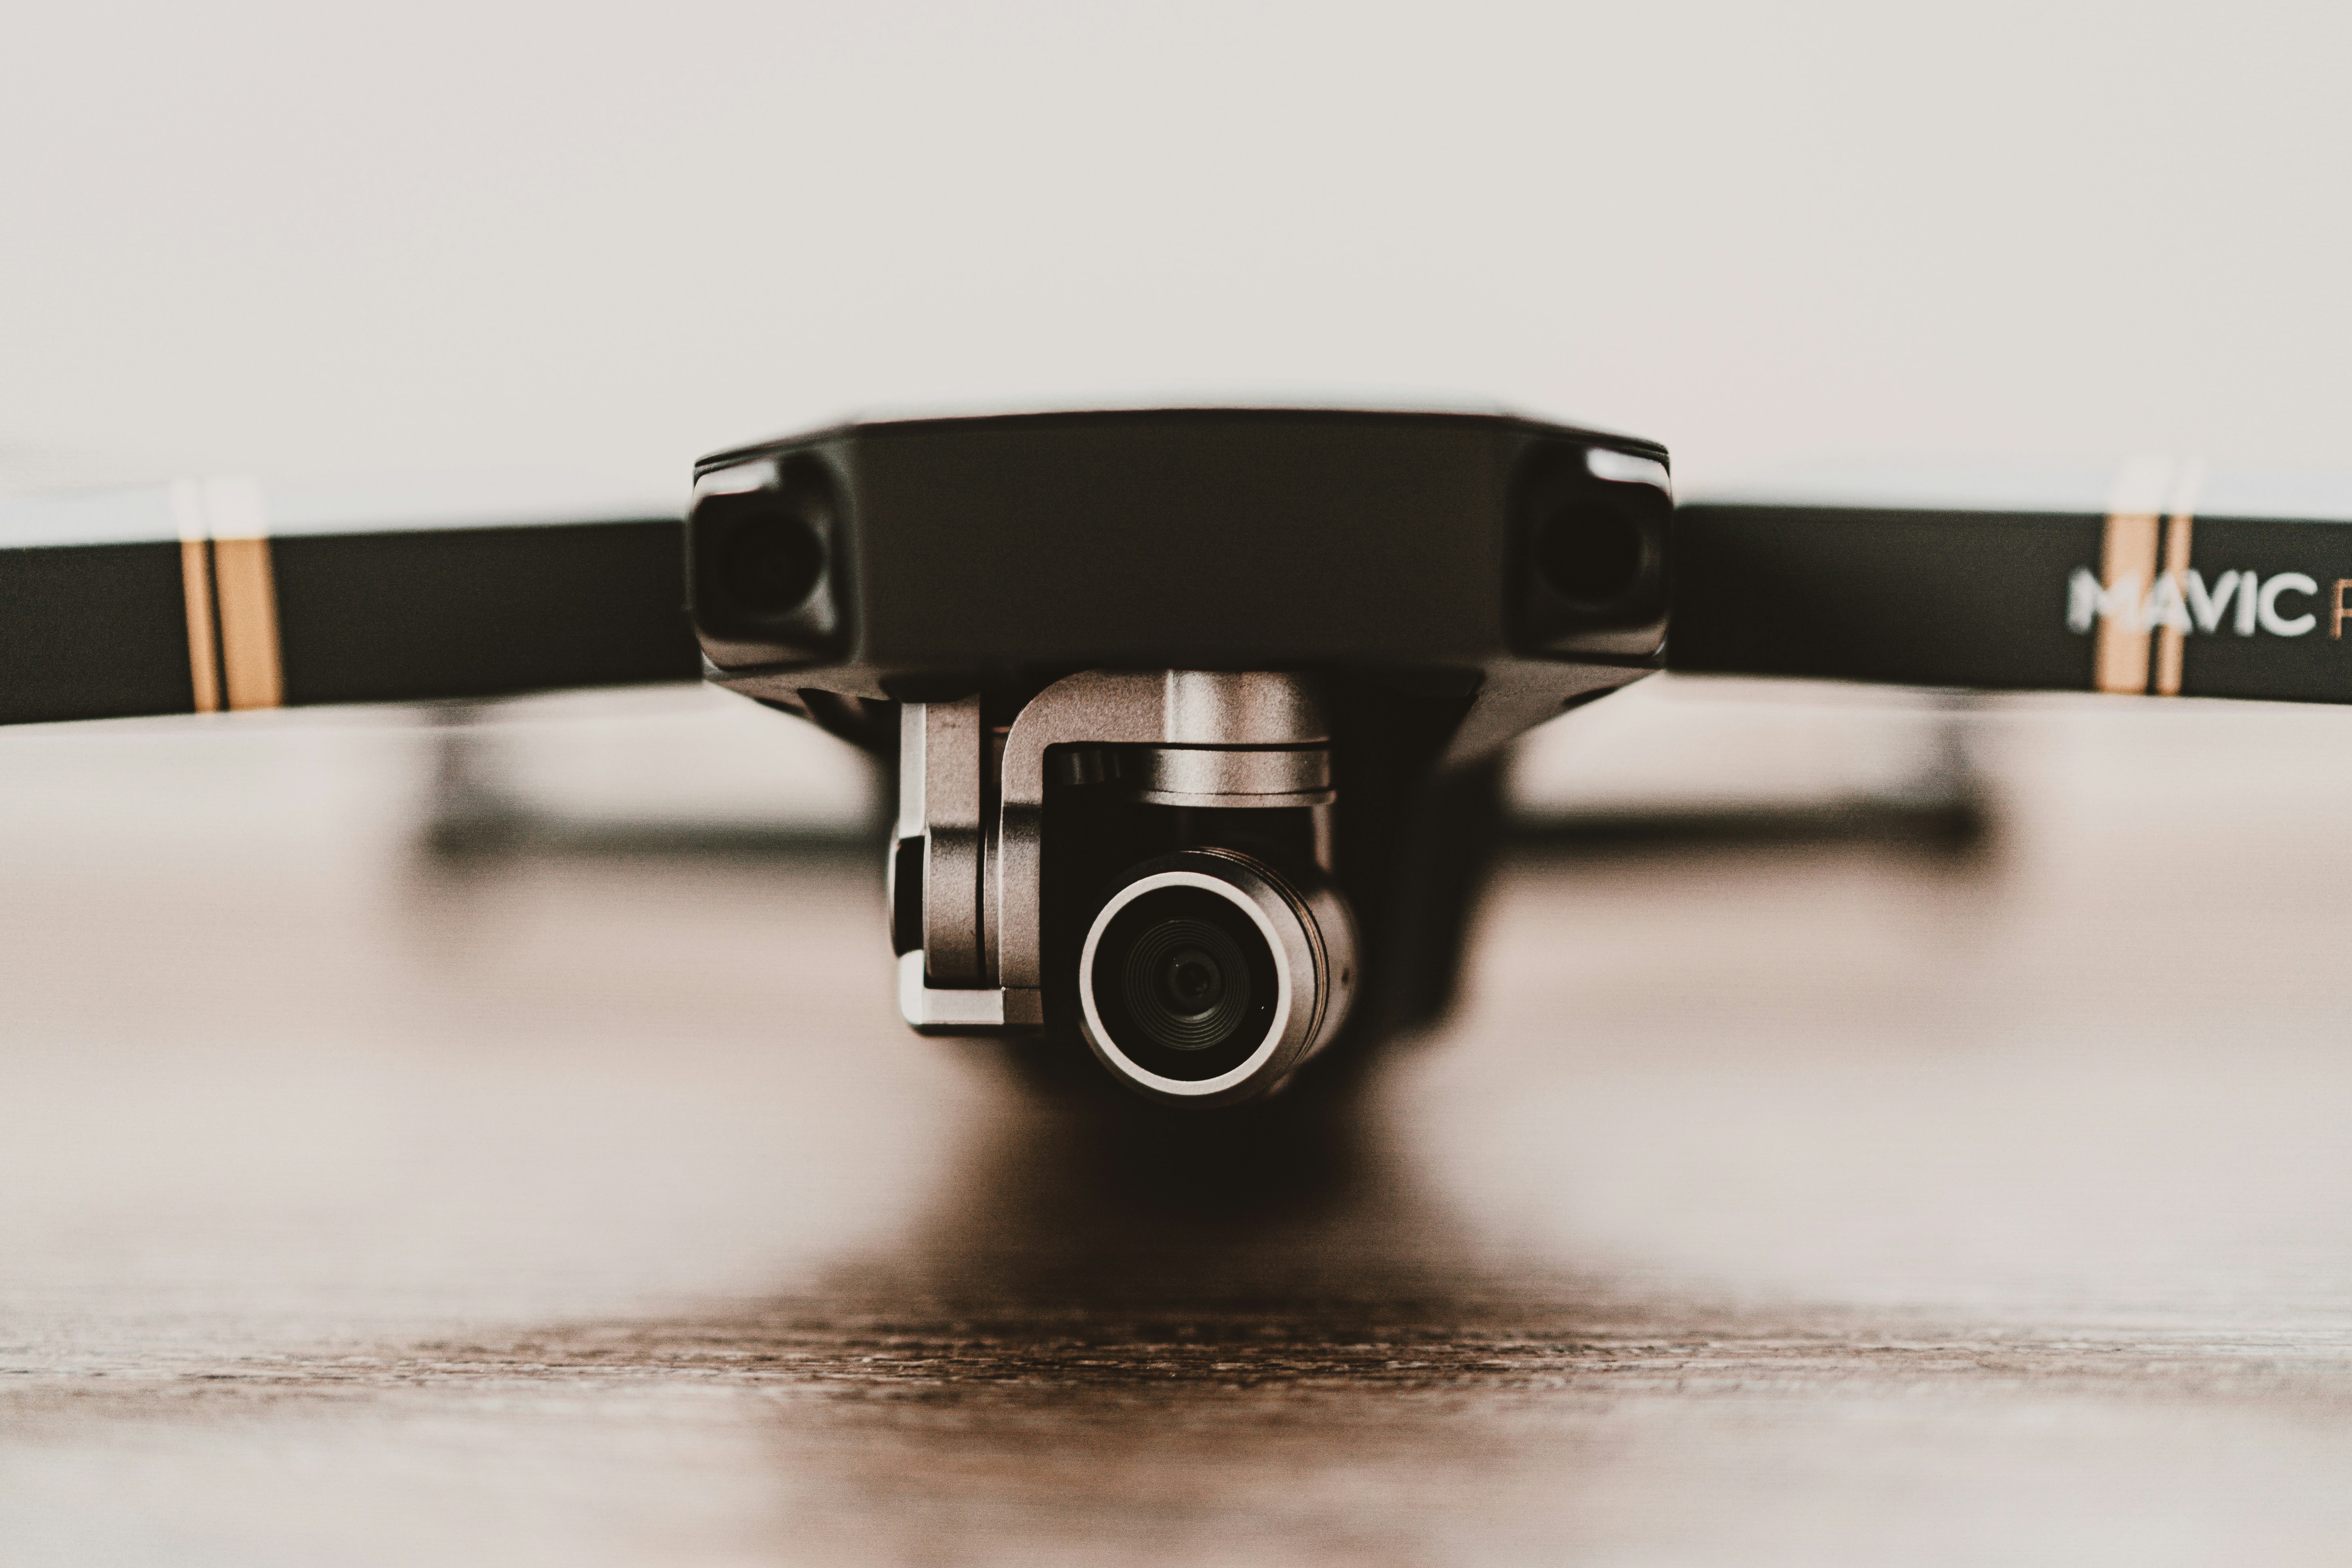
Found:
[689,408,1671,704]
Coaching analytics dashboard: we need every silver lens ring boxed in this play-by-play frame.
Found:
[1077,847,1355,1105]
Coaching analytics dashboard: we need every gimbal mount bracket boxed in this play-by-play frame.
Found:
[893,669,1333,1033]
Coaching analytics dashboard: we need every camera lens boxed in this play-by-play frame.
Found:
[1077,848,1358,1105]
[1165,950,1222,1009]
[1121,916,1250,1051]
[1085,882,1279,1083]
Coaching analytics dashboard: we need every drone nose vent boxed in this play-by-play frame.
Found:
[1510,442,1671,661]
[688,454,848,669]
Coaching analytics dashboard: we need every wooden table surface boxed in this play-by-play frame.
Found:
[6,686,2352,1566]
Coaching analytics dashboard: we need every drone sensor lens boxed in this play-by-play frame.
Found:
[714,494,826,618]
[1534,493,1651,610]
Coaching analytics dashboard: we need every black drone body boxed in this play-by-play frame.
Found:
[685,409,1674,1104]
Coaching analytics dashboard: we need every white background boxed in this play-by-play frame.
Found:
[4,0,2348,496]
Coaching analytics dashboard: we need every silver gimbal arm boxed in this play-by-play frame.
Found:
[893,670,1332,1034]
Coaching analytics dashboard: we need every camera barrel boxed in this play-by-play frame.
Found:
[1077,846,1356,1107]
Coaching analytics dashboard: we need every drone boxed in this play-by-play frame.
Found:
[8,409,2342,1107]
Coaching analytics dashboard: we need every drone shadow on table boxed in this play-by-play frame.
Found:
[479,1060,1648,1564]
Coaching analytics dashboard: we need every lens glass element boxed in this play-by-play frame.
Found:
[1088,885,1279,1082]
[1121,916,1249,1051]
